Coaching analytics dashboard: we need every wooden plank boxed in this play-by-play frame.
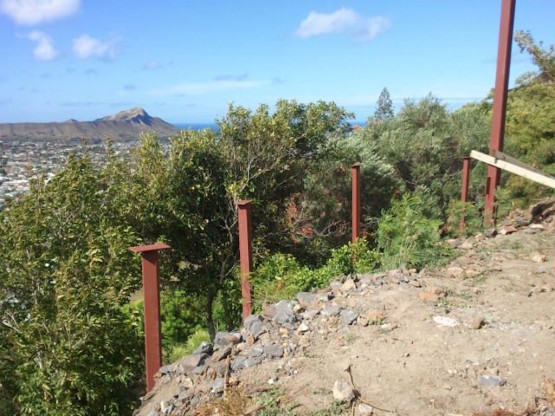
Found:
[470,150,555,189]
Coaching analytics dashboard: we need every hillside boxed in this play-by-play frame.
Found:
[137,200,555,415]
[0,107,179,142]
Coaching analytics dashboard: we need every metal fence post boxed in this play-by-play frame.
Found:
[237,200,253,320]
[484,0,516,226]
[128,243,171,392]
[351,163,361,242]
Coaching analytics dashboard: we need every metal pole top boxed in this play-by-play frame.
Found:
[352,162,361,168]
[238,200,252,207]
[129,243,171,253]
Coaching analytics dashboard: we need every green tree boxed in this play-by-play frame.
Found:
[0,152,143,416]
[373,87,394,121]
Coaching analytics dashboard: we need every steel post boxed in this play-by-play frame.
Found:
[351,163,361,242]
[129,243,171,392]
[484,0,516,226]
[238,200,253,320]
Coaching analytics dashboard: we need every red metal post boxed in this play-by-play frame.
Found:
[237,200,253,320]
[351,163,361,242]
[484,0,516,226]
[459,157,471,232]
[128,243,171,392]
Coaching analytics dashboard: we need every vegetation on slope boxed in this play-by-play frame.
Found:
[0,32,552,416]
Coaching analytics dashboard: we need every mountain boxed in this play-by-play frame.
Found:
[0,107,179,142]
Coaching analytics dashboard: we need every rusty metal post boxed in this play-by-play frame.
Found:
[484,0,516,226]
[351,163,361,242]
[238,200,253,320]
[128,243,171,392]
[459,157,471,232]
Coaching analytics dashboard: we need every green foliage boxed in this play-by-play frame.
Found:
[447,200,484,237]
[358,96,490,218]
[253,239,376,307]
[166,328,211,363]
[377,193,453,269]
[0,153,143,416]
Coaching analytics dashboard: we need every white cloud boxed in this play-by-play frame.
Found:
[26,31,59,61]
[73,34,121,60]
[295,8,391,41]
[150,79,268,96]
[1,0,79,25]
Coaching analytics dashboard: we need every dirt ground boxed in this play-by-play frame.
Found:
[233,221,555,415]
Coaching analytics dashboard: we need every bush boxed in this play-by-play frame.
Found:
[166,328,211,363]
[253,239,377,307]
[377,193,453,269]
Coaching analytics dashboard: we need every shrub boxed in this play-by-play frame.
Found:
[377,193,453,269]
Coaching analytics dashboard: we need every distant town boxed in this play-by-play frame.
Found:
[0,139,140,210]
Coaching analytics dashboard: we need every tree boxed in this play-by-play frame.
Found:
[0,152,143,416]
[514,31,554,83]
[374,87,394,121]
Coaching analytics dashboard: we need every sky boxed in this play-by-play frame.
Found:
[0,0,553,124]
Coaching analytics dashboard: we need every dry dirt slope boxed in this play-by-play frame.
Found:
[138,207,555,416]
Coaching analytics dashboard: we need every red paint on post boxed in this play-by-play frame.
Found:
[129,243,171,392]
[459,157,471,232]
[484,0,516,226]
[351,163,361,242]
[238,200,253,320]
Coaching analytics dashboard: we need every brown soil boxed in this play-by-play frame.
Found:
[220,222,555,415]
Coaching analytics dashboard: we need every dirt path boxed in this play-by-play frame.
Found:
[235,221,555,415]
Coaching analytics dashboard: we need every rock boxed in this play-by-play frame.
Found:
[297,292,317,308]
[483,228,497,238]
[160,401,172,414]
[357,403,374,415]
[231,357,246,371]
[193,342,213,355]
[332,380,355,402]
[321,305,342,317]
[409,279,422,288]
[500,225,517,235]
[472,317,485,329]
[244,316,266,340]
[158,365,172,375]
[340,309,358,325]
[340,278,357,293]
[297,322,310,333]
[433,316,459,327]
[263,344,284,358]
[212,345,232,362]
[531,252,547,263]
[248,346,264,357]
[329,281,342,292]
[211,378,225,395]
[214,332,242,348]
[419,287,446,302]
[244,356,264,368]
[273,309,297,325]
[478,374,507,387]
[529,223,544,230]
[176,353,207,373]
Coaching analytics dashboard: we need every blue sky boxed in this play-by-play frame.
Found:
[0,0,553,123]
